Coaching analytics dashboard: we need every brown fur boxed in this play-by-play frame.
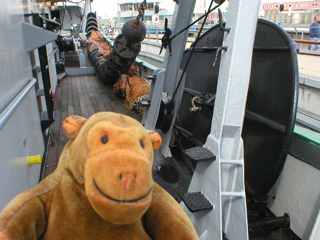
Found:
[0,112,198,240]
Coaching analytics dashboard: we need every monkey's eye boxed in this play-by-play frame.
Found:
[140,140,145,149]
[101,135,108,144]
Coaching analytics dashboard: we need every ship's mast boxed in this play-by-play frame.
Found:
[82,0,91,32]
[117,0,120,27]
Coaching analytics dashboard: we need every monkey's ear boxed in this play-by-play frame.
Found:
[62,115,87,140]
[147,130,162,151]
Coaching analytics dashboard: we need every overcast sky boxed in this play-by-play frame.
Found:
[91,0,313,19]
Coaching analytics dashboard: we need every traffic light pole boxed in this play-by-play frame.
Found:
[278,11,282,26]
[278,3,284,26]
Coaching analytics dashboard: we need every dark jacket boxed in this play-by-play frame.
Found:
[310,22,320,38]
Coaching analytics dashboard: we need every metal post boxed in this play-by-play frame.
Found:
[160,0,197,157]
[82,0,91,33]
[182,0,261,239]
[33,14,54,131]
[117,0,120,27]
[142,0,197,158]
[278,11,282,26]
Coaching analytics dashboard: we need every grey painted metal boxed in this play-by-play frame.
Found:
[159,1,197,157]
[0,0,45,211]
[47,48,58,61]
[65,67,95,75]
[142,0,196,134]
[142,0,197,157]
[79,53,87,68]
[289,135,320,170]
[33,48,48,114]
[33,65,41,72]
[299,73,320,90]
[138,52,164,63]
[142,69,165,130]
[160,69,184,157]
[0,3,39,113]
[296,108,320,132]
[0,78,37,131]
[22,22,58,52]
[47,43,58,94]
[82,0,91,33]
[161,1,196,93]
[136,55,163,69]
[142,41,162,47]
[0,80,44,210]
[59,5,83,31]
[135,58,159,72]
[181,1,261,239]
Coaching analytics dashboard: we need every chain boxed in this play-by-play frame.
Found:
[137,0,147,21]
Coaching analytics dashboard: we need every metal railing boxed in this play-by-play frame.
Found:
[282,26,320,53]
[105,27,208,43]
[0,78,37,131]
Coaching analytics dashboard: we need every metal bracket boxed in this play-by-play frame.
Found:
[213,46,228,67]
[160,18,172,55]
[22,22,58,52]
[219,8,231,33]
[33,65,41,72]
[37,89,45,97]
[40,111,54,132]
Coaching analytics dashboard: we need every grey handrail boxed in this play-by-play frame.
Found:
[0,78,37,130]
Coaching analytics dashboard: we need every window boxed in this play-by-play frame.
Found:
[147,3,154,10]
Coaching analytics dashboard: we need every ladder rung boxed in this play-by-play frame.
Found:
[181,192,213,213]
[221,191,245,198]
[220,159,244,165]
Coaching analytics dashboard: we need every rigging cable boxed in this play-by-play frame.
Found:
[59,2,66,33]
[77,0,88,33]
[171,0,225,41]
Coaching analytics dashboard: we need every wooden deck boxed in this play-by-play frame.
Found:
[44,74,140,178]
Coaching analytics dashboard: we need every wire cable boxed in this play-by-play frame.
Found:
[59,3,66,33]
[170,0,225,41]
[171,0,218,100]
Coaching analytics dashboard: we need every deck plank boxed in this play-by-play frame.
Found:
[72,76,82,116]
